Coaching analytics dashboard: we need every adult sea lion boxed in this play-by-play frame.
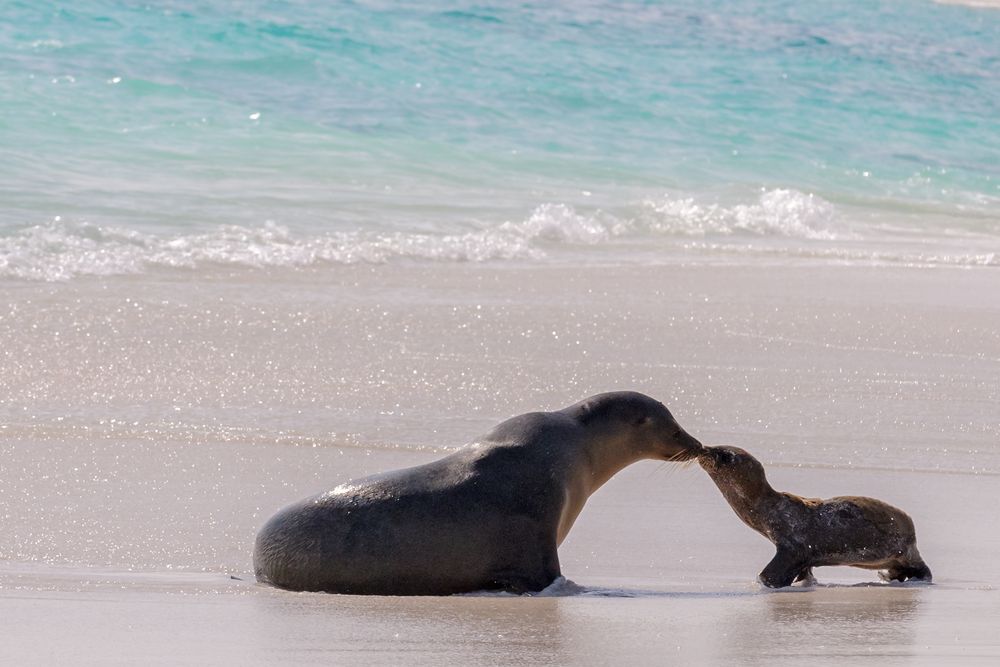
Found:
[254,391,703,595]
[699,445,932,588]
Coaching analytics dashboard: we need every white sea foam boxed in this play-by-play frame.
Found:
[1,189,992,281]
[684,241,1000,268]
[934,0,1000,8]
[0,219,535,281]
[2,204,619,280]
[639,189,840,239]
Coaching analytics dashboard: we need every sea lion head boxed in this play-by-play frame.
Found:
[563,391,703,462]
[698,445,770,495]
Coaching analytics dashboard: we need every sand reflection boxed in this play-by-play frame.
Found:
[249,590,569,665]
[716,587,923,664]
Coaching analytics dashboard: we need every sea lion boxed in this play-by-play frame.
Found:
[254,391,703,595]
[699,445,932,588]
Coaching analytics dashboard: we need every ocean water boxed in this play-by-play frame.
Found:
[1,0,998,280]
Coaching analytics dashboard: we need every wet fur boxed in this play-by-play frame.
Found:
[699,446,932,588]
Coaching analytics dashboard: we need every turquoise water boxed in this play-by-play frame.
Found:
[1,0,998,278]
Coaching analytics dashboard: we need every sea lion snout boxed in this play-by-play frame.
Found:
[698,445,722,466]
[698,445,743,471]
[668,426,703,460]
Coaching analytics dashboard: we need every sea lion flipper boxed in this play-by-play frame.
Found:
[758,548,807,589]
[904,561,932,582]
[879,565,931,583]
[793,567,815,585]
[488,567,557,594]
[489,539,561,594]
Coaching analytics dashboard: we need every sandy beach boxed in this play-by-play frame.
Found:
[2,261,998,664]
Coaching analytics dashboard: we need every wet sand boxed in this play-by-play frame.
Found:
[2,261,999,663]
[2,453,998,665]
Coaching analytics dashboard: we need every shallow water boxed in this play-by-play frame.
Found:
[9,570,993,666]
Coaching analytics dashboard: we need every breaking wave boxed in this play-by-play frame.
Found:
[0,205,602,281]
[1,188,992,281]
[638,188,840,239]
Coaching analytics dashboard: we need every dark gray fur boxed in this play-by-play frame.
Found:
[254,391,702,595]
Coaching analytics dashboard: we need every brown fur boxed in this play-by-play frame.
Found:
[699,445,932,588]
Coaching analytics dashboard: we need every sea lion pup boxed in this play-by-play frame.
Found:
[254,391,703,595]
[699,445,932,588]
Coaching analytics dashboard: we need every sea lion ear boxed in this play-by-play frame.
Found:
[633,414,651,427]
[574,401,596,424]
